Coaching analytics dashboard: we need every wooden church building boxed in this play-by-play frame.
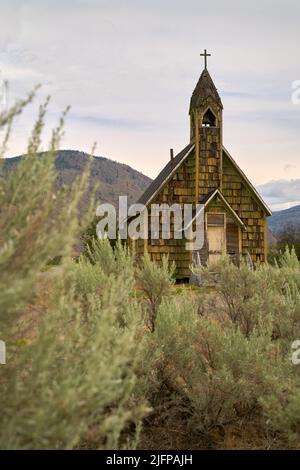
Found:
[134,51,272,280]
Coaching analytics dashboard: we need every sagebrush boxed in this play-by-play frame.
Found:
[2,92,300,450]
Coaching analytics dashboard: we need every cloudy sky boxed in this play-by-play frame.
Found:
[0,0,300,210]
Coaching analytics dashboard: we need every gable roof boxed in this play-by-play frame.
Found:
[201,189,246,229]
[222,146,272,216]
[138,143,194,205]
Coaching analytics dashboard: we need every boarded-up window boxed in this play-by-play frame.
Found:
[207,213,225,226]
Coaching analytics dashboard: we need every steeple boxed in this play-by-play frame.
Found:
[189,52,224,200]
[189,56,223,142]
[189,68,223,114]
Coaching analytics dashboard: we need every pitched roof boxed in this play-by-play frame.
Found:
[136,143,272,218]
[222,146,272,216]
[189,68,223,113]
[137,143,194,205]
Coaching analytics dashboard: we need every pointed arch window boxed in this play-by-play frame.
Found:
[202,108,216,127]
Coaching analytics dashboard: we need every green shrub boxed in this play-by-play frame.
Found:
[0,93,146,449]
[1,268,146,449]
[136,254,175,332]
[0,97,88,335]
[143,298,277,432]
[136,252,300,447]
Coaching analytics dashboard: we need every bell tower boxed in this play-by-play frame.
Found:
[189,50,223,201]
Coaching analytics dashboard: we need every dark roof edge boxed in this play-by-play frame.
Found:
[138,143,195,206]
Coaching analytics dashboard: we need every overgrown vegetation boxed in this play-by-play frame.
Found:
[269,222,300,262]
[1,92,300,450]
[0,94,146,449]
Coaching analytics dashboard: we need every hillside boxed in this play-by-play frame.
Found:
[4,151,299,240]
[268,204,300,235]
[3,150,151,208]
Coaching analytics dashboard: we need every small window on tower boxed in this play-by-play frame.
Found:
[202,108,216,127]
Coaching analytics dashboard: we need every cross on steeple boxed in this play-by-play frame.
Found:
[200,49,211,69]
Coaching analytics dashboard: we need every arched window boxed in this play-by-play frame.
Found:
[202,108,216,127]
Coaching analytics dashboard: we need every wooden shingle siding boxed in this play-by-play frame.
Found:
[144,150,196,278]
[222,153,266,262]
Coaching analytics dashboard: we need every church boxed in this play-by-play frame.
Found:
[134,51,272,280]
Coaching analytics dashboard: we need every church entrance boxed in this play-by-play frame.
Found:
[206,213,226,264]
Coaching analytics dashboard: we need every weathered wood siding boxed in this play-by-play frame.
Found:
[198,126,222,197]
[140,152,197,279]
[221,152,267,262]
[135,144,267,276]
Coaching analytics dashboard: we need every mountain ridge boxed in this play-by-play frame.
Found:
[268,204,300,235]
[3,150,152,207]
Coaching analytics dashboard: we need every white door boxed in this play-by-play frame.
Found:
[207,225,225,264]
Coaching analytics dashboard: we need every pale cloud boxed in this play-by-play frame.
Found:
[284,164,297,174]
[257,179,300,211]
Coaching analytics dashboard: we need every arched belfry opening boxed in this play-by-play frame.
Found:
[202,108,216,127]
